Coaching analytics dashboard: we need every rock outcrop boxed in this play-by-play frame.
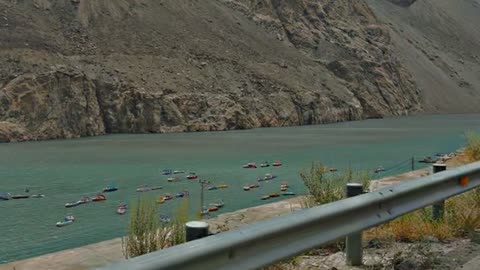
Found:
[0,0,453,142]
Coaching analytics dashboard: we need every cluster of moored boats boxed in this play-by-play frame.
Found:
[0,190,45,201]
[242,161,282,169]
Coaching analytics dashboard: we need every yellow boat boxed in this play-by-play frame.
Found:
[217,184,228,189]
[157,196,165,204]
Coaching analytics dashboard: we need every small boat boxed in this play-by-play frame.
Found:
[207,186,218,191]
[261,195,270,200]
[211,200,225,208]
[151,186,163,190]
[0,193,11,200]
[79,197,91,204]
[173,170,185,174]
[65,201,82,208]
[243,185,251,191]
[103,184,118,192]
[163,194,173,201]
[208,206,219,212]
[56,215,75,227]
[200,207,209,216]
[249,183,260,189]
[374,167,385,173]
[242,163,257,169]
[117,203,127,215]
[272,161,282,167]
[157,196,165,204]
[167,177,180,182]
[280,183,289,191]
[11,194,30,199]
[31,194,45,198]
[56,219,73,227]
[217,184,228,189]
[92,194,106,202]
[282,191,296,196]
[187,173,198,180]
[260,162,270,168]
[136,186,152,192]
[175,192,186,198]
[329,167,338,172]
[162,169,173,175]
[160,214,171,223]
[418,156,438,164]
[269,193,280,198]
[263,173,277,181]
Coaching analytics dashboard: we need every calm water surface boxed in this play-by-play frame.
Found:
[1,114,480,263]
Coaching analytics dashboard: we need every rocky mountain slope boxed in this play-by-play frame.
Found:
[367,0,480,113]
[0,0,476,142]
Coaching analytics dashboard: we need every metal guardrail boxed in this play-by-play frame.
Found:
[103,161,480,270]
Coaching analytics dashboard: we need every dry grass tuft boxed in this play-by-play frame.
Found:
[465,131,480,162]
[367,188,480,242]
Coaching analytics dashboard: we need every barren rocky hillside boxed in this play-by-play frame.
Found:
[0,0,477,142]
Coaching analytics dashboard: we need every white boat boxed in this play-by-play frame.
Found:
[56,220,73,227]
[56,215,75,227]
[31,194,45,198]
[173,170,185,174]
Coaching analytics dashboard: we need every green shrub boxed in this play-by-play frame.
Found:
[122,196,190,259]
[299,162,371,206]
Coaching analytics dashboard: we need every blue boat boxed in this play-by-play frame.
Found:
[0,192,11,200]
[162,169,173,175]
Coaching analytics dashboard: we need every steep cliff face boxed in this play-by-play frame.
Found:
[0,0,423,142]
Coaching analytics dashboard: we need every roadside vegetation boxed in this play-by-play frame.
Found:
[465,131,480,162]
[269,153,480,269]
[299,162,371,207]
[122,196,189,259]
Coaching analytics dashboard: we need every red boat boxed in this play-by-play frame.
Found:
[242,163,257,169]
[208,206,219,212]
[186,174,198,180]
[92,194,106,202]
[272,161,282,167]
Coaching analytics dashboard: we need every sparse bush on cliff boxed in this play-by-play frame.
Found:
[299,162,371,206]
[465,131,480,161]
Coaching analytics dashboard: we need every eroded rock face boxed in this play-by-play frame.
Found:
[0,0,422,142]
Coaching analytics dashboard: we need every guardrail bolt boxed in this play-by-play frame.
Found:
[185,221,209,242]
[432,164,447,220]
[346,183,364,266]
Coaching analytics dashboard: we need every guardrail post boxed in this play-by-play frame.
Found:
[185,221,209,242]
[345,183,364,266]
[432,164,447,220]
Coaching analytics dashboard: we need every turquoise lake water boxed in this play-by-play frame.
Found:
[1,114,480,263]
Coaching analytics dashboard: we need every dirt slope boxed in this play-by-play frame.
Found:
[366,0,480,113]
